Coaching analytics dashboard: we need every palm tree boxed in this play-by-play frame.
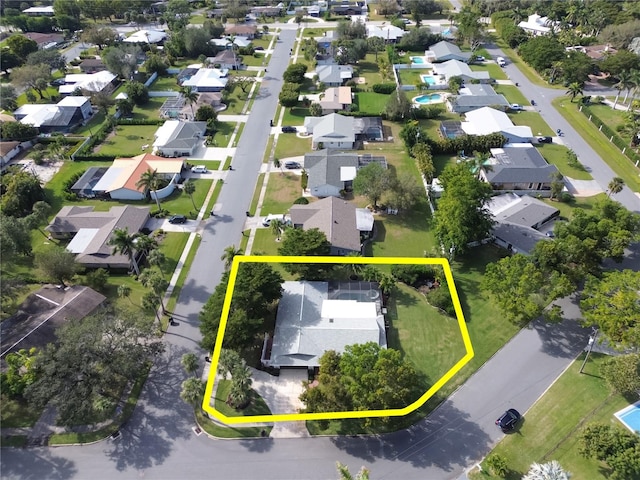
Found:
[180,86,198,120]
[180,378,206,410]
[607,177,625,197]
[136,168,162,211]
[139,268,168,314]
[270,219,284,241]
[181,353,199,376]
[618,70,634,105]
[109,228,141,275]
[336,462,370,480]
[523,461,571,480]
[134,234,158,257]
[221,245,243,270]
[117,284,133,304]
[549,60,564,84]
[273,157,283,174]
[628,68,640,110]
[467,151,492,179]
[566,82,584,102]
[148,249,166,275]
[228,364,252,408]
[183,179,198,211]
[613,76,626,109]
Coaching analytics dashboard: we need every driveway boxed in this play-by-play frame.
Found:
[145,217,202,233]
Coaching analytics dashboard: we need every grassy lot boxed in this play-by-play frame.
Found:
[282,106,310,126]
[508,111,554,137]
[219,85,250,115]
[261,171,303,214]
[536,143,593,180]
[542,193,606,221]
[274,133,311,159]
[433,153,458,176]
[553,97,640,193]
[208,121,236,147]
[585,103,630,141]
[189,14,206,24]
[242,53,267,67]
[94,124,158,157]
[195,409,272,438]
[213,379,272,418]
[150,75,181,91]
[250,228,281,256]
[0,396,43,428]
[130,98,165,121]
[398,68,431,87]
[74,111,107,137]
[187,160,221,171]
[301,27,335,38]
[493,84,529,105]
[357,54,385,85]
[470,63,508,80]
[472,354,629,480]
[166,235,200,313]
[354,91,390,115]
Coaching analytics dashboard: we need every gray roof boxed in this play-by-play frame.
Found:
[487,193,559,229]
[451,94,510,109]
[436,60,490,81]
[316,64,353,84]
[290,197,369,252]
[45,206,150,267]
[493,222,550,255]
[268,281,385,368]
[429,41,472,61]
[71,167,108,193]
[304,113,355,144]
[158,121,206,150]
[464,84,497,95]
[485,145,559,184]
[304,149,359,191]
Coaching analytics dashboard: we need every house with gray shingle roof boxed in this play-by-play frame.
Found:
[290,197,374,255]
[434,59,491,84]
[447,84,510,113]
[261,281,386,371]
[45,206,150,270]
[316,64,353,87]
[480,143,559,194]
[428,41,472,63]
[153,120,207,157]
[304,113,356,149]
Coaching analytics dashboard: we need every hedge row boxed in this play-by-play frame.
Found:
[581,105,640,165]
[372,83,397,94]
[73,155,117,161]
[117,118,165,126]
[425,132,508,155]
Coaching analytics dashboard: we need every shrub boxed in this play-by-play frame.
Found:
[372,83,396,94]
[293,197,309,205]
[391,264,435,286]
[85,268,109,291]
[426,286,456,317]
[63,170,84,194]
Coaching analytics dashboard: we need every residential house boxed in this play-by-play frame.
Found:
[290,196,374,255]
[70,167,109,198]
[366,24,405,42]
[210,36,251,50]
[22,6,55,16]
[518,14,557,36]
[461,107,533,143]
[224,24,258,39]
[304,149,387,198]
[566,44,617,60]
[79,58,107,73]
[123,29,167,44]
[433,59,491,84]
[13,96,93,133]
[480,143,559,194]
[487,193,559,254]
[316,64,353,87]
[59,71,117,95]
[181,68,229,92]
[251,6,283,17]
[261,280,386,372]
[22,32,63,48]
[45,205,150,270]
[210,49,242,70]
[0,141,22,166]
[427,41,472,63]
[318,86,352,114]
[304,113,356,149]
[315,30,338,53]
[91,153,185,200]
[447,84,510,114]
[332,5,363,16]
[153,120,207,157]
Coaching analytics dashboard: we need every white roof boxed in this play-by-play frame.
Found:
[14,104,45,116]
[366,24,405,41]
[115,92,129,100]
[518,14,552,33]
[340,166,357,181]
[153,120,180,148]
[20,106,59,127]
[61,71,116,94]
[123,29,167,44]
[182,68,229,89]
[66,228,100,253]
[462,107,533,138]
[22,5,54,13]
[57,96,90,107]
[355,208,374,231]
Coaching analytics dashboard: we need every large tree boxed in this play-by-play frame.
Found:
[10,64,51,100]
[519,36,565,72]
[0,170,46,217]
[102,45,142,80]
[25,49,66,74]
[81,26,118,50]
[600,354,640,397]
[108,228,141,275]
[25,306,163,425]
[36,247,79,286]
[278,228,331,279]
[433,163,493,258]
[6,35,38,61]
[353,162,391,209]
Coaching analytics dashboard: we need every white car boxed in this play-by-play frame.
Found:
[191,165,207,173]
[510,104,523,111]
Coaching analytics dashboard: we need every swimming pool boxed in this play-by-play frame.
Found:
[615,402,640,434]
[421,74,438,85]
[411,56,428,65]
[414,94,443,105]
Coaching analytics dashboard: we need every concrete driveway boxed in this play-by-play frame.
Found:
[145,217,202,233]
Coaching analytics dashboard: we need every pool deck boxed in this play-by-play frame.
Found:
[614,401,640,435]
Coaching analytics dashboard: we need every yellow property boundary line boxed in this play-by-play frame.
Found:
[203,256,474,423]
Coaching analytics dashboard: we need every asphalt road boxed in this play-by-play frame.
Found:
[0,26,635,480]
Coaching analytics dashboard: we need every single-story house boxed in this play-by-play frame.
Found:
[487,193,559,254]
[123,29,167,44]
[92,153,185,200]
[153,120,206,157]
[332,5,364,15]
[428,41,472,63]
[318,86,352,114]
[304,113,356,149]
[210,49,242,70]
[462,107,533,143]
[13,96,93,133]
[366,24,405,42]
[261,280,386,371]
[79,58,107,73]
[433,59,491,84]
[210,37,251,49]
[480,143,559,193]
[45,205,151,269]
[447,84,510,113]
[251,6,283,17]
[59,71,117,95]
[23,32,63,48]
[0,285,106,361]
[304,149,387,198]
[70,167,109,198]
[0,141,22,166]
[518,14,557,36]
[22,5,54,16]
[224,24,258,39]
[566,44,617,60]
[316,64,353,87]
[290,196,374,255]
[315,30,338,52]
[181,68,229,92]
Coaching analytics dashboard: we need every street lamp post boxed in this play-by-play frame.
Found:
[579,327,599,374]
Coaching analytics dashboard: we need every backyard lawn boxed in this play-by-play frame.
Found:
[131,98,165,121]
[357,54,386,85]
[354,92,390,115]
[94,124,158,157]
[150,75,181,91]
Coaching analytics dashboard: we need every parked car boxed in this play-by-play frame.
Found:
[168,215,187,224]
[191,165,207,173]
[281,126,297,133]
[495,408,521,432]
[475,55,486,61]
[255,46,264,51]
[284,161,301,169]
[537,136,553,144]
[510,104,523,111]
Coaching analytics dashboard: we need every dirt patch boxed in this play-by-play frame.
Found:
[14,160,63,185]
[354,76,367,84]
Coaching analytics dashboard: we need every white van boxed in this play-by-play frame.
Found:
[497,57,506,67]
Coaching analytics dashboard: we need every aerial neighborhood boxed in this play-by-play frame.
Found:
[1,1,639,479]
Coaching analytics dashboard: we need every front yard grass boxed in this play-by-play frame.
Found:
[282,106,310,126]
[94,124,158,157]
[242,53,267,67]
[536,143,593,180]
[213,379,272,418]
[508,111,553,137]
[195,409,272,439]
[553,97,640,193]
[470,63,508,80]
[261,171,302,214]
[492,84,529,105]
[274,133,311,159]
[473,353,629,480]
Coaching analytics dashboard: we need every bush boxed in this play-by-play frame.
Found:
[391,264,435,287]
[150,209,169,218]
[293,197,309,205]
[63,170,84,194]
[85,268,109,291]
[372,83,396,94]
[426,286,456,317]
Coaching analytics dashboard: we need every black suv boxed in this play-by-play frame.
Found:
[495,408,521,432]
[537,136,553,144]
[168,215,187,224]
[281,126,297,133]
[285,161,301,169]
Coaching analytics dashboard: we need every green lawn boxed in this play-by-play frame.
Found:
[542,194,606,221]
[221,84,252,115]
[473,354,630,480]
[261,171,303,214]
[492,85,529,105]
[73,111,106,137]
[470,63,508,80]
[274,133,311,159]
[282,106,310,126]
[250,228,281,257]
[166,235,201,313]
[508,111,554,137]
[585,103,630,142]
[553,97,640,193]
[536,143,593,180]
[242,53,267,67]
[354,92,390,115]
[398,68,431,87]
[94,124,158,157]
[0,396,43,428]
[357,54,385,85]
[208,121,236,147]
[189,14,206,24]
[213,379,272,418]
[150,75,181,92]
[131,98,165,121]
[195,409,272,439]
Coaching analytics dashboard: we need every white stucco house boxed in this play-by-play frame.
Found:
[462,107,533,143]
[304,113,356,149]
[152,120,207,157]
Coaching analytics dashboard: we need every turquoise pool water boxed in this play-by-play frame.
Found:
[414,94,442,105]
[411,56,426,65]
[617,403,640,433]
[421,74,437,85]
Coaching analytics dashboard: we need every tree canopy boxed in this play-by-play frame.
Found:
[278,228,332,279]
[353,162,391,208]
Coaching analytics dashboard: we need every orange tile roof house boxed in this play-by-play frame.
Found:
[318,86,353,114]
